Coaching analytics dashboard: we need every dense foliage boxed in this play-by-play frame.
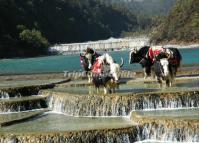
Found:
[0,0,178,58]
[151,0,199,43]
[0,0,138,58]
[101,0,176,17]
[100,0,177,37]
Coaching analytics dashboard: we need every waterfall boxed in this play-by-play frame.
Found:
[46,93,134,116]
[136,123,199,142]
[0,127,138,143]
[134,92,199,110]
[50,37,150,54]
[44,90,199,116]
[0,91,10,99]
[0,96,48,112]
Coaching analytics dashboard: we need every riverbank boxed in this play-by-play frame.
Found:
[50,37,150,54]
[158,39,199,49]
[164,44,199,49]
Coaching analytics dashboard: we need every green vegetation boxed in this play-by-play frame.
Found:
[151,0,199,43]
[0,0,179,58]
[0,0,138,58]
[102,0,176,17]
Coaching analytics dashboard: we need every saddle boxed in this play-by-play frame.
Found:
[92,59,103,74]
[155,53,179,66]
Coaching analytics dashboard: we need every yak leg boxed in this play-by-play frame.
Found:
[88,85,92,94]
[143,68,148,79]
[112,87,115,93]
[156,77,162,88]
[166,79,172,87]
[96,87,100,94]
[88,72,93,83]
[143,66,151,79]
[151,66,155,79]
[104,87,108,94]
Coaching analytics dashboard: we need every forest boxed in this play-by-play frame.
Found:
[0,0,198,58]
[101,0,176,16]
[151,0,199,44]
[0,0,138,58]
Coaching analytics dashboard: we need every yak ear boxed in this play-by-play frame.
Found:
[132,48,137,53]
[120,57,124,67]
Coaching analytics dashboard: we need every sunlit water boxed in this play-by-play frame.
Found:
[0,48,199,74]
[0,47,199,143]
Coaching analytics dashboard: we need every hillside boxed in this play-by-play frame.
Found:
[99,0,177,37]
[101,0,176,16]
[0,0,181,58]
[0,0,138,58]
[151,0,199,44]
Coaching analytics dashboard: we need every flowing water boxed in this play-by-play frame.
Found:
[0,91,9,99]
[136,120,198,142]
[0,77,199,142]
[43,78,199,117]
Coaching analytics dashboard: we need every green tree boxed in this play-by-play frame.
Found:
[19,29,49,56]
[151,0,199,43]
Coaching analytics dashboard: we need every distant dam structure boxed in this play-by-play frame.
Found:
[50,37,150,54]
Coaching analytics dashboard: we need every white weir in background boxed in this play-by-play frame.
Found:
[49,37,150,54]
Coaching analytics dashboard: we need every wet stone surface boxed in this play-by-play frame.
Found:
[0,75,199,143]
[0,109,49,127]
[0,113,132,133]
[0,96,48,112]
[130,107,199,120]
[54,76,199,95]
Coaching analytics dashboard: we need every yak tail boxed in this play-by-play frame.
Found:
[120,58,124,67]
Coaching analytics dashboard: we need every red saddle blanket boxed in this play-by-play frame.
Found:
[92,59,103,74]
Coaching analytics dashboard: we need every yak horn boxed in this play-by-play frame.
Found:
[120,58,124,67]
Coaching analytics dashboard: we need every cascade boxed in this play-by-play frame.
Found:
[0,72,199,142]
[131,108,199,142]
[136,120,199,142]
[0,91,9,99]
[43,89,199,116]
[50,37,150,54]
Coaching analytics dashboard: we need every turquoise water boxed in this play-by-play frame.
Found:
[0,48,199,75]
